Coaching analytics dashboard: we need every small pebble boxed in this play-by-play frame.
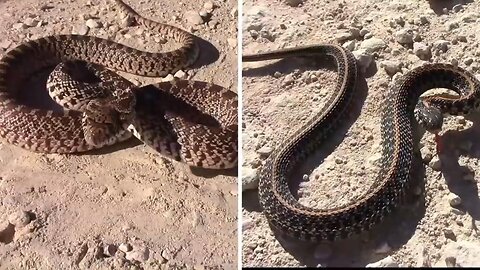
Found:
[85,19,101,28]
[444,228,456,240]
[242,218,254,231]
[126,245,150,262]
[284,0,305,7]
[119,243,132,253]
[445,256,456,267]
[185,11,204,25]
[429,156,442,171]
[174,70,186,79]
[448,194,462,207]
[413,42,431,60]
[395,29,414,44]
[8,210,31,228]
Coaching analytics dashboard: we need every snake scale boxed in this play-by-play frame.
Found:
[0,0,237,169]
[243,44,480,241]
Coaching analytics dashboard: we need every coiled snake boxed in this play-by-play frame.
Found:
[243,44,480,241]
[0,0,237,169]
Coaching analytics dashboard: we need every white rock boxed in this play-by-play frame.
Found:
[244,6,266,32]
[352,49,373,73]
[76,25,90,35]
[429,156,442,171]
[174,70,186,79]
[413,42,431,60]
[342,40,356,51]
[395,29,414,44]
[8,210,31,228]
[335,32,354,42]
[448,193,462,207]
[85,19,101,28]
[359,37,386,53]
[24,18,39,27]
[242,167,259,191]
[0,40,12,50]
[119,243,132,253]
[366,256,398,267]
[185,11,204,25]
[203,1,214,11]
[242,218,254,231]
[126,245,149,262]
[257,146,273,157]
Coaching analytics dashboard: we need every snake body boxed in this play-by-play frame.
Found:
[0,0,237,169]
[243,44,480,241]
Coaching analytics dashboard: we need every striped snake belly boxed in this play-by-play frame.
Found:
[243,44,480,241]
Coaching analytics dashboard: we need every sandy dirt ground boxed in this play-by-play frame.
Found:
[242,0,480,267]
[0,0,238,269]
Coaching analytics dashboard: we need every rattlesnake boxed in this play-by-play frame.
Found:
[0,0,237,169]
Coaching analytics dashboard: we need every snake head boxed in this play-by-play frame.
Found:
[415,102,444,134]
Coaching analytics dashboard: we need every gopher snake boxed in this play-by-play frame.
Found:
[0,0,237,169]
[243,44,480,241]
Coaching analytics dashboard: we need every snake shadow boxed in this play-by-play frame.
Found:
[190,36,220,70]
[436,112,480,224]
[427,0,473,15]
[243,57,427,266]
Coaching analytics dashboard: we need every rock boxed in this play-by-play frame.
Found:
[448,193,462,207]
[444,228,456,240]
[418,16,429,25]
[443,241,480,266]
[8,210,31,228]
[244,6,266,32]
[420,147,433,163]
[342,40,356,51]
[413,42,431,60]
[242,218,254,231]
[0,40,12,50]
[395,29,414,44]
[227,38,237,48]
[381,60,402,76]
[446,21,459,31]
[24,18,39,27]
[126,245,150,262]
[429,156,441,171]
[366,256,398,267]
[85,19,101,28]
[359,29,369,37]
[432,40,450,53]
[242,167,259,191]
[121,15,135,27]
[445,256,456,267]
[352,49,373,73]
[185,11,204,25]
[174,70,186,79]
[119,243,132,253]
[76,25,90,35]
[203,1,214,12]
[257,146,273,157]
[335,32,354,42]
[465,58,474,66]
[284,0,304,7]
[103,244,117,257]
[359,37,386,53]
[13,23,27,30]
